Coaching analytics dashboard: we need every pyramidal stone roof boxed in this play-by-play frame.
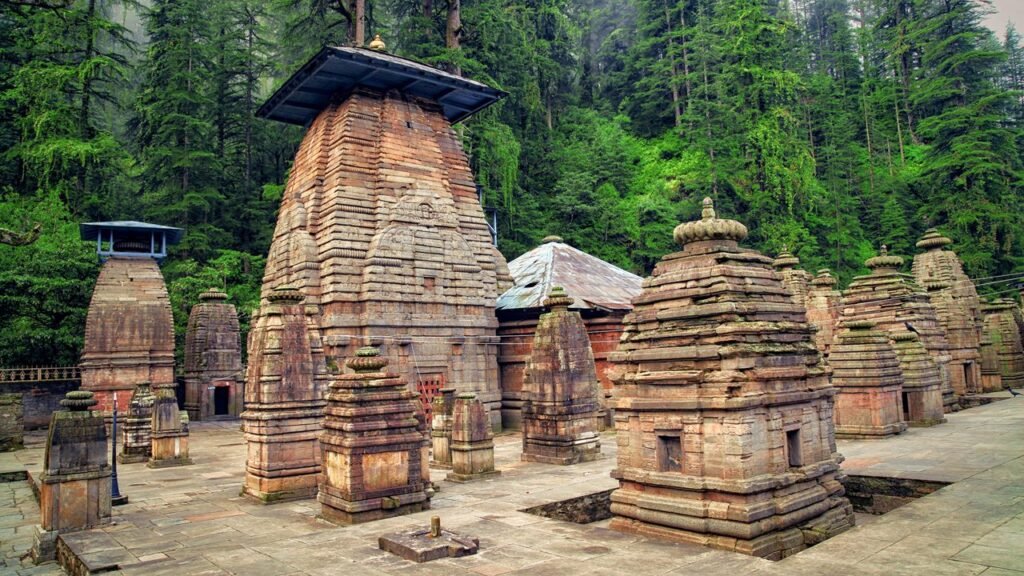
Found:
[496,236,643,312]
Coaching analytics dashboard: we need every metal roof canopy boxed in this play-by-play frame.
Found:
[257,46,507,126]
[80,221,184,261]
[496,239,643,314]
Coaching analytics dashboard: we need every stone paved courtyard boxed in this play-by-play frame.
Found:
[2,396,1023,576]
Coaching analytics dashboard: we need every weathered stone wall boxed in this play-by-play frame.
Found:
[0,381,78,430]
[256,88,510,428]
[80,257,175,414]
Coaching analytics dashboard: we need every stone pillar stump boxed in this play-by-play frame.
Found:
[118,382,155,464]
[447,393,500,483]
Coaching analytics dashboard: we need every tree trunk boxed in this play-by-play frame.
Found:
[354,0,365,47]
[664,1,681,127]
[446,0,461,76]
[423,0,432,18]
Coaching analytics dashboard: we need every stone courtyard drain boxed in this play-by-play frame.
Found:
[844,475,950,515]
[519,489,614,523]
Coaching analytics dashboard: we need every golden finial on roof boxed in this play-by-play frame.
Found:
[368,34,386,52]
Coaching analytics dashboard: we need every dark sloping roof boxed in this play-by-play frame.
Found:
[258,46,507,126]
[497,240,643,312]
[80,221,184,244]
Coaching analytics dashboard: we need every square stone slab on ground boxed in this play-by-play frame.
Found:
[378,527,479,562]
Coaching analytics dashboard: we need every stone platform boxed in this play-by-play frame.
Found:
[1,397,1022,575]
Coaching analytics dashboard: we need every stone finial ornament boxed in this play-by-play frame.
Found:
[673,197,748,246]
[541,235,564,244]
[915,228,953,250]
[368,34,386,51]
[772,246,800,269]
[865,245,904,271]
[812,268,838,287]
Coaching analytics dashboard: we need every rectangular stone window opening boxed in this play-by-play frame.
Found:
[417,373,445,426]
[786,429,802,468]
[656,433,683,472]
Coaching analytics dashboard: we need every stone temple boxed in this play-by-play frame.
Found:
[608,198,854,559]
[184,289,244,420]
[981,299,1024,389]
[496,236,642,429]
[78,221,182,415]
[255,46,511,428]
[912,230,982,397]
[805,269,842,358]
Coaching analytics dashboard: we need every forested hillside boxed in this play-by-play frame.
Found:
[1,0,1022,366]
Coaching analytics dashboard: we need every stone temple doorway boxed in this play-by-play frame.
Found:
[214,385,230,416]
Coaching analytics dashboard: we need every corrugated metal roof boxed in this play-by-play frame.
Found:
[80,221,184,244]
[257,46,507,126]
[497,238,643,312]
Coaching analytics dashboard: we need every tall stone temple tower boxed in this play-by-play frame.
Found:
[608,198,854,560]
[256,46,511,428]
[78,221,182,414]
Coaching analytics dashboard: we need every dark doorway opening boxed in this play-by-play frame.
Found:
[901,392,910,422]
[214,386,230,416]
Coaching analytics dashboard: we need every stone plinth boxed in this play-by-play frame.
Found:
[242,286,328,503]
[912,230,983,396]
[890,332,946,426]
[118,382,154,464]
[773,247,813,305]
[829,321,907,438]
[981,300,1024,389]
[258,53,511,429]
[430,388,457,469]
[148,384,192,468]
[318,346,432,524]
[0,393,24,452]
[607,198,854,560]
[184,289,244,421]
[839,246,958,412]
[79,257,175,415]
[32,391,111,563]
[979,333,1004,393]
[806,269,842,358]
[378,518,479,563]
[447,393,500,483]
[521,287,601,465]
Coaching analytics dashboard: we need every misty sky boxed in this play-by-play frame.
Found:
[985,0,1022,36]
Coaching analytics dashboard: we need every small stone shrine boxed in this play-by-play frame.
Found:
[773,247,813,305]
[979,333,1004,393]
[890,332,947,426]
[430,388,457,469]
[242,286,329,503]
[184,289,244,421]
[118,382,155,464]
[608,198,853,559]
[520,286,602,465]
[839,246,958,412]
[32,391,111,562]
[0,393,23,452]
[497,236,642,429]
[319,346,432,524]
[78,221,181,415]
[912,230,983,396]
[981,299,1024,389]
[148,383,192,468]
[829,321,907,438]
[806,269,842,357]
[447,393,500,483]
[256,46,511,429]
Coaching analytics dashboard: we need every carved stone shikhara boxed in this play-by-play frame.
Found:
[184,289,243,421]
[447,393,500,483]
[773,247,813,306]
[242,286,329,503]
[890,332,946,426]
[608,198,853,560]
[32,391,111,563]
[79,257,175,415]
[256,49,511,429]
[520,287,601,465]
[806,269,842,358]
[839,246,958,412]
[912,230,983,396]
[981,299,1024,389]
[118,382,155,464]
[319,347,431,524]
[830,321,907,438]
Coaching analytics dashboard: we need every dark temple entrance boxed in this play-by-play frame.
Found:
[214,386,230,416]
